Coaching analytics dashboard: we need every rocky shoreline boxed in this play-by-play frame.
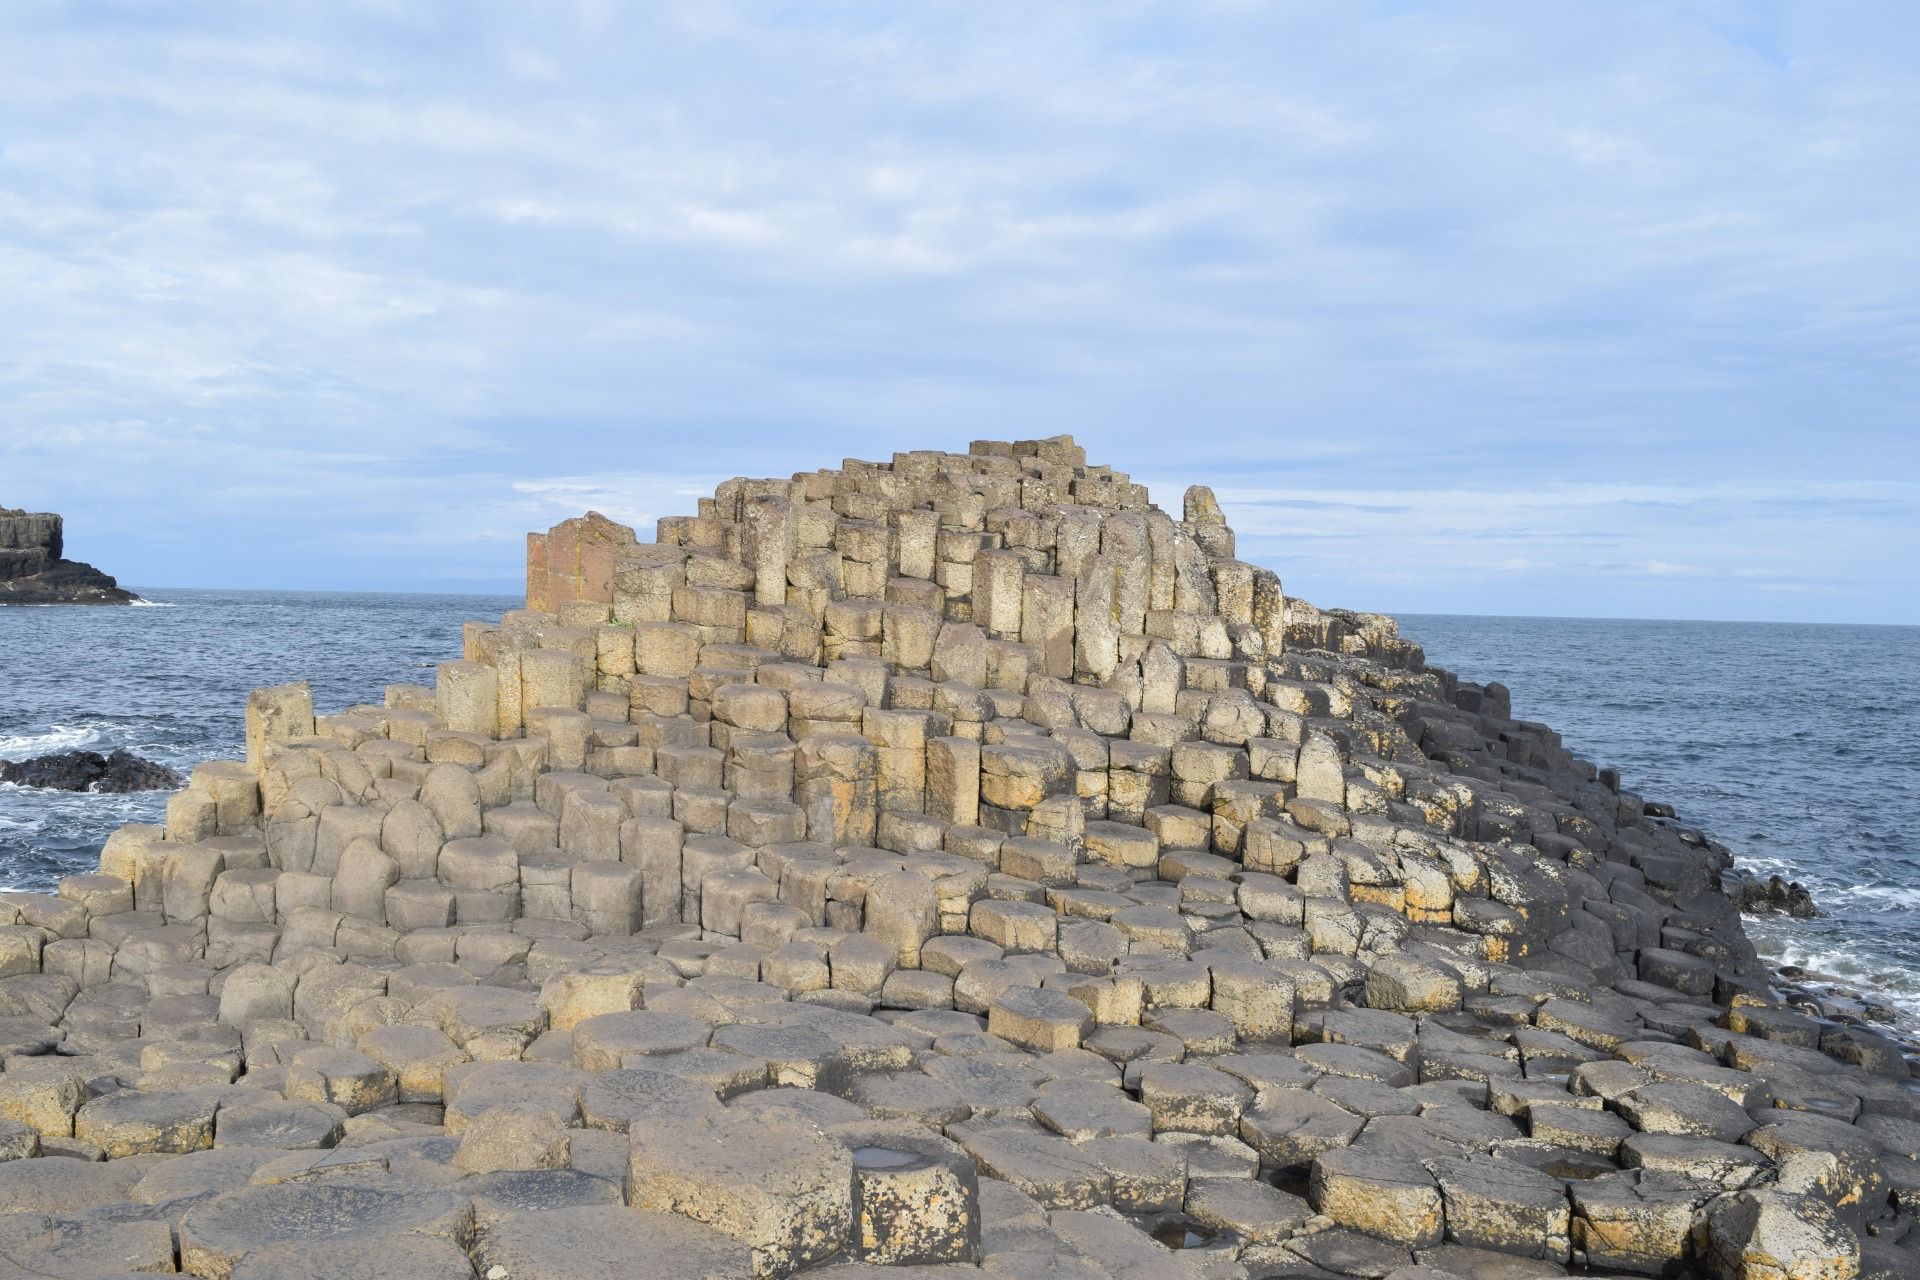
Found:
[0,436,1909,1279]
[0,749,184,794]
[0,507,138,605]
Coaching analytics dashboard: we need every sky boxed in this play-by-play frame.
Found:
[1,2,1916,623]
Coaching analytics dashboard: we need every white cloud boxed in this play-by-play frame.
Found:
[0,3,1913,619]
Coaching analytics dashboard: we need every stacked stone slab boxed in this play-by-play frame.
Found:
[0,436,1912,1279]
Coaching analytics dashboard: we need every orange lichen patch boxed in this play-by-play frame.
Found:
[526,511,638,611]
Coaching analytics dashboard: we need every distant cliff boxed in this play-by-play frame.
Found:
[0,508,137,604]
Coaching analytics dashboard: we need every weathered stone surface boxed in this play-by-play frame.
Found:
[1311,1146,1443,1247]
[231,1234,479,1280]
[214,1098,347,1150]
[0,1212,177,1276]
[452,1101,572,1172]
[579,1066,723,1132]
[1570,1170,1715,1275]
[1427,1153,1571,1261]
[628,1109,852,1276]
[1701,1187,1861,1280]
[75,1088,220,1157]
[988,986,1093,1053]
[179,1181,473,1279]
[839,1124,981,1265]
[285,1046,399,1116]
[474,1204,754,1280]
[962,1128,1112,1210]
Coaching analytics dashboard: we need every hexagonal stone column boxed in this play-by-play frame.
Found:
[628,1109,852,1277]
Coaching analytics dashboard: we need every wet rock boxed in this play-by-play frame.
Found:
[1729,870,1819,920]
[0,748,182,793]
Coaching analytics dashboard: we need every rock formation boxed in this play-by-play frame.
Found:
[0,436,1909,1279]
[0,507,137,604]
[0,749,184,793]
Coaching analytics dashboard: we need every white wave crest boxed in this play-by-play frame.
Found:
[1755,933,1920,1016]
[0,723,107,756]
[1823,884,1920,910]
[127,598,177,608]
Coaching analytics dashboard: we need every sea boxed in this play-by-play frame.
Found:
[2,592,1916,1016]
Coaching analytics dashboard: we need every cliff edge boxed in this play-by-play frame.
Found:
[0,507,138,604]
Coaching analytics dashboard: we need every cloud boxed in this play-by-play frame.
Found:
[0,2,1914,620]
[510,473,729,536]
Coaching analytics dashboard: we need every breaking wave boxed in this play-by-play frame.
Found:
[0,722,110,756]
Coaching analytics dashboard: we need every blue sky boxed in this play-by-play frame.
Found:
[2,2,1915,622]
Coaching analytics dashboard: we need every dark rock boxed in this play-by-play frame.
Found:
[0,508,137,604]
[0,749,183,793]
[1727,868,1819,919]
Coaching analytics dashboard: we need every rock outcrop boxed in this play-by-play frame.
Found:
[0,507,137,604]
[0,436,1911,1280]
[0,749,183,793]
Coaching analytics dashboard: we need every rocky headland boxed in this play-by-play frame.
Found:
[0,436,1908,1279]
[0,508,138,605]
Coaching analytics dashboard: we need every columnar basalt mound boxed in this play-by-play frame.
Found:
[0,436,1911,1279]
[0,507,138,604]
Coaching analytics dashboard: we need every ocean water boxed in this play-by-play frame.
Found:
[3,592,1915,1015]
[1400,614,1920,1016]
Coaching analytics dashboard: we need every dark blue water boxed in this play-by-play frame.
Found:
[1401,615,1920,1015]
[3,594,1916,1015]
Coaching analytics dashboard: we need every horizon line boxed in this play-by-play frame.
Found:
[105,584,1920,631]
